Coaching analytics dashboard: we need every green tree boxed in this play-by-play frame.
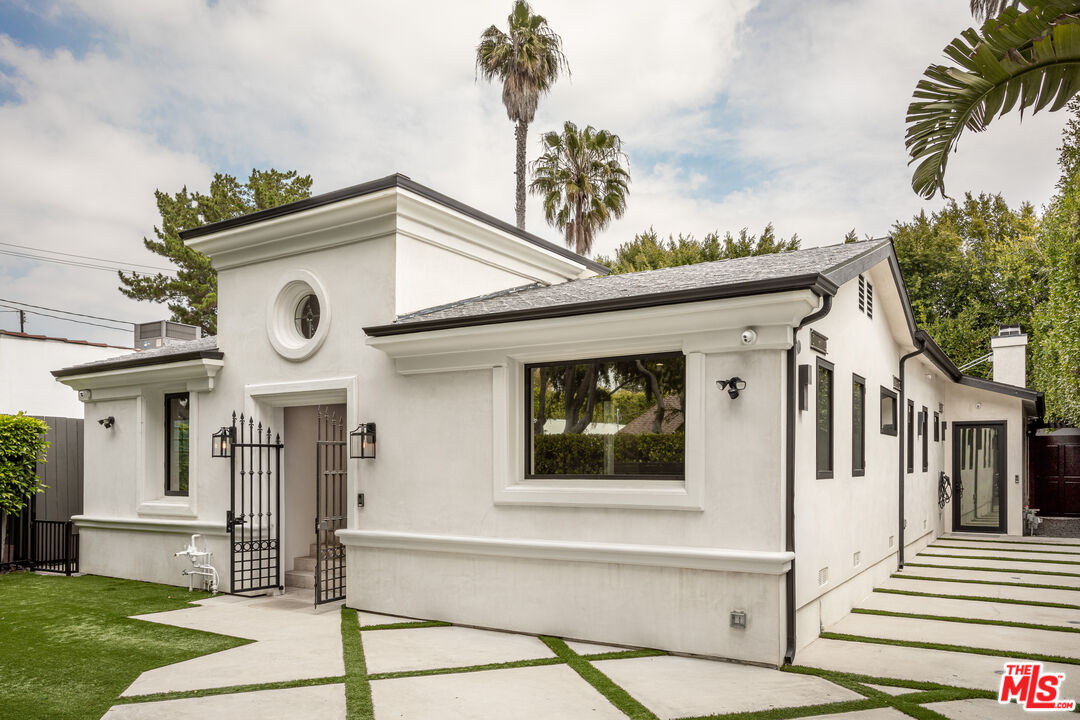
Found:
[530,121,630,255]
[906,1,1080,199]
[595,224,799,274]
[1030,97,1080,424]
[118,169,313,335]
[0,413,49,563]
[476,0,568,231]
[891,193,1041,375]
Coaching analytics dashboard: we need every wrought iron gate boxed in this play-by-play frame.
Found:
[227,412,284,593]
[315,408,347,605]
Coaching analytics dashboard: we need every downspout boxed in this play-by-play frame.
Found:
[897,340,926,569]
[784,292,833,665]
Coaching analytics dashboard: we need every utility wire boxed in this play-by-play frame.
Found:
[0,298,134,325]
[0,304,130,332]
[0,241,178,272]
[0,249,176,277]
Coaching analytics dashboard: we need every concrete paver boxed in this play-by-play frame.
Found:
[804,710,909,720]
[358,610,417,626]
[898,564,1080,587]
[564,639,625,655]
[943,534,1080,546]
[827,613,1080,660]
[915,554,1080,574]
[123,593,343,695]
[370,663,627,720]
[880,576,1080,605]
[864,683,920,696]
[361,625,555,674]
[103,684,345,720]
[925,698,1046,719]
[928,544,1080,560]
[592,655,862,719]
[859,589,1080,627]
[797,638,1080,698]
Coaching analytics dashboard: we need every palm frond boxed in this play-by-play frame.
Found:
[970,0,1025,22]
[906,2,1080,199]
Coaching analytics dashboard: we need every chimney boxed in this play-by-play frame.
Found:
[991,324,1027,388]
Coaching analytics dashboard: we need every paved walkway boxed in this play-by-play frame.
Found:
[103,533,1080,719]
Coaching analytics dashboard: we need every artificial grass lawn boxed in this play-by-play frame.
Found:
[0,572,249,720]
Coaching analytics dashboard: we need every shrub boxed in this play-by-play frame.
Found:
[531,432,684,475]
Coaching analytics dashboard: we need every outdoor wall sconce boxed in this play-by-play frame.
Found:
[98,416,114,429]
[350,422,377,459]
[716,377,747,399]
[211,426,234,458]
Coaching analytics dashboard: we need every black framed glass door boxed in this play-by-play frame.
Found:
[952,422,1007,533]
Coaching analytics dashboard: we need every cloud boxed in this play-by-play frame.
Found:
[0,0,1069,345]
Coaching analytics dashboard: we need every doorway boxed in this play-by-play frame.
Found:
[953,422,1007,533]
[1031,431,1080,516]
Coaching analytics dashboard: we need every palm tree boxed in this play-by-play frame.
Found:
[476,1,568,231]
[529,121,630,256]
[906,0,1080,199]
[969,0,1022,21]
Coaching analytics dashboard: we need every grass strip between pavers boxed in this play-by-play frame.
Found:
[358,620,451,631]
[940,537,1080,548]
[670,698,884,720]
[919,552,1080,566]
[904,562,1080,578]
[851,607,1080,634]
[113,675,345,704]
[931,543,1080,556]
[819,631,1080,666]
[894,572,1080,592]
[341,607,374,720]
[367,655,566,681]
[541,636,660,720]
[875,587,1080,610]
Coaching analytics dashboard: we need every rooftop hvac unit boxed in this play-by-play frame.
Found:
[135,320,202,350]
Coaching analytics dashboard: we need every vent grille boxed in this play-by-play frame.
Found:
[818,566,829,586]
[853,551,861,567]
[889,535,895,547]
[858,276,874,319]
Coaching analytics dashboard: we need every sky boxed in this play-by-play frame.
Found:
[0,0,1070,345]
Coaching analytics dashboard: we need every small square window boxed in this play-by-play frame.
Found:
[880,387,897,436]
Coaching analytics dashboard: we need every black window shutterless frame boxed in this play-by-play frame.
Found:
[921,406,929,472]
[852,374,866,477]
[906,399,915,473]
[164,392,190,497]
[880,387,898,436]
[523,351,685,481]
[816,358,834,479]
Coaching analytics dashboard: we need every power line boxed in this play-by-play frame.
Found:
[0,249,176,277]
[0,304,130,332]
[0,298,134,325]
[0,241,178,272]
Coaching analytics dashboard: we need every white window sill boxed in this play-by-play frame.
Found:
[495,478,702,510]
[137,501,198,518]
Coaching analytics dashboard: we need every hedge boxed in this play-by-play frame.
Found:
[531,432,683,475]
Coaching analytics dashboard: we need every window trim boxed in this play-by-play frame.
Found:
[852,374,866,477]
[921,405,929,472]
[816,358,834,479]
[523,351,685,482]
[934,411,940,442]
[906,399,915,474]
[880,387,898,436]
[164,391,190,498]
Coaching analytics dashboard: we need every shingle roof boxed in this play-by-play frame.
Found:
[366,239,891,336]
[51,335,220,377]
[0,330,131,350]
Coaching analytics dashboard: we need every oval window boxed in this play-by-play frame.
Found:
[294,294,321,339]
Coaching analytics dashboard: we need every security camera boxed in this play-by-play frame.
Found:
[740,329,758,346]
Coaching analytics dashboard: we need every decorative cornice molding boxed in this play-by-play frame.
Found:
[338,529,794,575]
[73,515,227,536]
[55,358,224,394]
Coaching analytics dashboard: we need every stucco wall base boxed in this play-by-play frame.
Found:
[79,527,230,589]
[346,546,785,666]
[795,548,900,653]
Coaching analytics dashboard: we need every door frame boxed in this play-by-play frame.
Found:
[952,420,1008,533]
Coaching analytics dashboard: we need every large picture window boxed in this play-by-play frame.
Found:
[526,353,685,479]
[816,359,834,479]
[165,392,190,496]
[852,375,865,477]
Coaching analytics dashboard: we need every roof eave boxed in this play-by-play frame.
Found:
[51,349,224,378]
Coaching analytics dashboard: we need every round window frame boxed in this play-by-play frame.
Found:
[267,270,331,361]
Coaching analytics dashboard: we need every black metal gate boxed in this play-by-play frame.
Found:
[315,408,347,605]
[227,413,284,593]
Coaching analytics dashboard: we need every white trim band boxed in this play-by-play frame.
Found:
[73,515,228,536]
[338,529,794,575]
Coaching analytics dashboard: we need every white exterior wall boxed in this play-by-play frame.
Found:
[0,334,128,417]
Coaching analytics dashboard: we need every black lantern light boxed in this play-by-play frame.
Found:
[350,422,376,459]
[211,426,234,458]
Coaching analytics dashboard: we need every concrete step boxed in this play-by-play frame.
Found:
[294,556,316,572]
[860,589,1080,627]
[880,576,1080,606]
[310,543,319,557]
[284,569,315,589]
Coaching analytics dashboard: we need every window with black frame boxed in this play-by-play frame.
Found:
[816,359,834,479]
[165,392,190,496]
[852,375,865,476]
[906,399,914,473]
[526,353,685,479]
[880,387,897,436]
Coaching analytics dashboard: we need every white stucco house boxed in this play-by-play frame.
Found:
[53,174,1041,666]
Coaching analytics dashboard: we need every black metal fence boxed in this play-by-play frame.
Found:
[0,514,79,576]
[0,510,32,572]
